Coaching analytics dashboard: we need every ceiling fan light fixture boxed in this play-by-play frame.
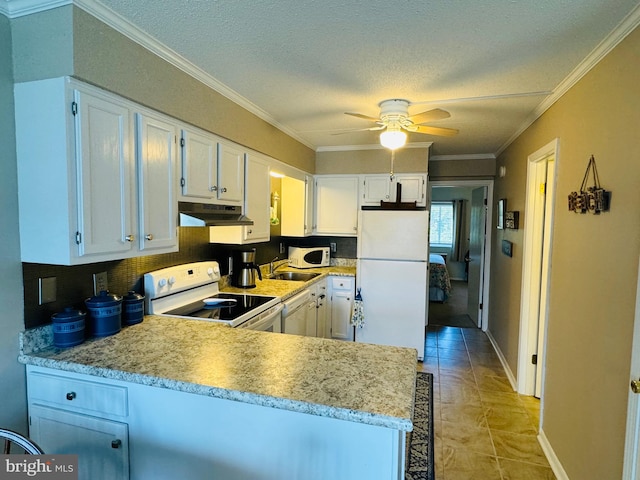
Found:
[380,129,407,150]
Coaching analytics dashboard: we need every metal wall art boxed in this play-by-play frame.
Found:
[568,155,611,214]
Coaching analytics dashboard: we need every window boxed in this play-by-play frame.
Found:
[430,202,454,247]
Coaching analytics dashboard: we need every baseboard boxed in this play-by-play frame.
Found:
[485,329,517,391]
[538,429,570,480]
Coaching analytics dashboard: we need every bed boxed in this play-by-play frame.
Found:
[429,254,452,302]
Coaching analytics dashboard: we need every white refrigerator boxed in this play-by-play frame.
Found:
[355,208,428,360]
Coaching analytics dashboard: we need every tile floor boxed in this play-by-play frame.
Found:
[419,325,556,480]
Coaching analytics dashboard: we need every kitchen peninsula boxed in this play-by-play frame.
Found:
[19,314,417,480]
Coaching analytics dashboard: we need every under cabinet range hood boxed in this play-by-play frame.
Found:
[178,202,253,227]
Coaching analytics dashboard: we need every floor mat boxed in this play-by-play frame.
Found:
[405,371,435,480]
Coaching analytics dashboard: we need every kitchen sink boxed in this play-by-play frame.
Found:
[268,272,320,282]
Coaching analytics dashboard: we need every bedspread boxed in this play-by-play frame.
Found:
[429,254,452,299]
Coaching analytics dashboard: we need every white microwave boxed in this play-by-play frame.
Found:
[288,247,330,269]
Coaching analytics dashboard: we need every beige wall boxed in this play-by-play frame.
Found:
[316,147,429,174]
[428,157,496,179]
[0,14,28,434]
[491,26,640,479]
[12,6,315,173]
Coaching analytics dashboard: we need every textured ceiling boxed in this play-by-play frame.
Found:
[7,0,640,156]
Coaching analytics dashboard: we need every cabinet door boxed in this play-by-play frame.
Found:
[30,404,129,479]
[180,127,217,200]
[75,89,135,257]
[136,112,178,252]
[280,176,309,237]
[244,153,271,242]
[330,290,354,341]
[393,174,426,206]
[305,301,317,337]
[314,280,328,338]
[217,141,245,203]
[361,175,391,205]
[304,175,314,236]
[315,176,359,235]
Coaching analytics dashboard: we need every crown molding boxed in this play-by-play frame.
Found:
[430,153,496,161]
[0,0,70,17]
[316,142,433,153]
[496,2,640,157]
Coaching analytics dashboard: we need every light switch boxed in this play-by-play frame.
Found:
[39,277,57,304]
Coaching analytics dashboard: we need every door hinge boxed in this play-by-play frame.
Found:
[180,138,185,147]
[479,303,483,310]
[532,354,538,365]
[540,182,547,194]
[484,198,488,206]
[180,177,186,187]
[75,231,82,245]
[71,101,78,116]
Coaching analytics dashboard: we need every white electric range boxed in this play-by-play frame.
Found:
[144,261,283,332]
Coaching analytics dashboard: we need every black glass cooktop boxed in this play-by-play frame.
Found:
[164,293,275,321]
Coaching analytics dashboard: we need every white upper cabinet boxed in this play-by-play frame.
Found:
[217,141,245,204]
[361,174,427,206]
[14,77,178,265]
[281,175,314,237]
[135,111,179,252]
[209,151,271,244]
[179,127,217,200]
[180,129,244,206]
[314,176,359,236]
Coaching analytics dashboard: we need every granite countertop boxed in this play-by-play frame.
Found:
[20,314,416,431]
[222,265,356,299]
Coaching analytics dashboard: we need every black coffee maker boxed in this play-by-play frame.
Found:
[232,248,262,288]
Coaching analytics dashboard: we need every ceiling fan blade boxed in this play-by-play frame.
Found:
[407,108,450,125]
[344,112,380,122]
[331,126,386,135]
[411,125,459,137]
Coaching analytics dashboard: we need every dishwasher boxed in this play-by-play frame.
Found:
[282,289,314,336]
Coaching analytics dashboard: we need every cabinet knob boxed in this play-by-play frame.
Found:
[247,229,252,234]
[111,439,122,449]
[210,186,218,192]
[220,187,228,193]
[145,234,154,241]
[125,235,135,242]
[66,392,76,401]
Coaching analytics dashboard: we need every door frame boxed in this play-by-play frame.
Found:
[428,179,494,331]
[622,255,640,479]
[517,138,559,397]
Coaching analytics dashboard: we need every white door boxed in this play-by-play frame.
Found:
[75,89,134,257]
[517,139,558,396]
[136,112,178,252]
[356,259,426,360]
[467,187,486,326]
[623,256,640,479]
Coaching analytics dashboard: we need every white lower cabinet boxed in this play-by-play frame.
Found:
[29,405,129,479]
[312,279,329,338]
[330,276,355,341]
[27,368,130,480]
[27,366,405,480]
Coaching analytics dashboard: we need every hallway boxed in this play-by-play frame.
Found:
[420,323,556,479]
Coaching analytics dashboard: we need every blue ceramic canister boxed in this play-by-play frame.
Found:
[52,307,86,348]
[84,291,122,337]
[122,291,145,325]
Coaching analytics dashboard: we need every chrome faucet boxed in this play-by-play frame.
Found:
[269,256,279,276]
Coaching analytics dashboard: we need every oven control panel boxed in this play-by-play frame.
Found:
[144,261,221,300]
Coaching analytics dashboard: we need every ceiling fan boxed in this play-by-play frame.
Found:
[342,99,459,149]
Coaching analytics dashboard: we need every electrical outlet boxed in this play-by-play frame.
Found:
[330,242,337,253]
[93,272,108,295]
[280,242,285,254]
[38,277,57,305]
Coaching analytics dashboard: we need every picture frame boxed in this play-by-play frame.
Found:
[497,199,506,229]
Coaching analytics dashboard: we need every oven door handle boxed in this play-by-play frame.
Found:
[239,304,284,330]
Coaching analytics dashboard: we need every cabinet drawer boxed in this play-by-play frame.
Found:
[330,277,354,291]
[29,372,128,417]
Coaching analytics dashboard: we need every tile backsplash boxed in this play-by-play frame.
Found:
[22,230,356,329]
